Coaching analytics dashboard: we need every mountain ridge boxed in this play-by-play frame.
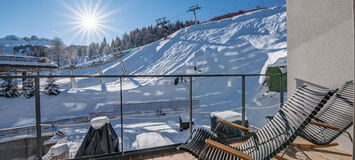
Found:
[0,35,53,53]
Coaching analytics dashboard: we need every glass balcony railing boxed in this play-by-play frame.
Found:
[0,74,285,159]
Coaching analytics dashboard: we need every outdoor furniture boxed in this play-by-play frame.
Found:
[260,81,353,150]
[178,84,336,160]
[177,128,218,158]
[210,111,248,139]
[75,116,120,158]
[180,116,194,131]
[299,80,353,145]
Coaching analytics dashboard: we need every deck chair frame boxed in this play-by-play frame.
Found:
[300,80,353,145]
[178,84,337,160]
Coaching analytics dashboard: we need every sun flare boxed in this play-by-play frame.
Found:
[81,16,97,29]
[64,0,116,44]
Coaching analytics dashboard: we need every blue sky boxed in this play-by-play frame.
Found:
[0,0,283,45]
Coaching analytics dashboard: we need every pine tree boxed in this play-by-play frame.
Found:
[99,38,108,55]
[44,78,60,96]
[109,20,191,52]
[50,37,65,67]
[22,78,34,98]
[111,39,115,48]
[88,42,99,59]
[0,77,20,98]
[77,47,84,57]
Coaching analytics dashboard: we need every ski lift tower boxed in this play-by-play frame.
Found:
[187,5,201,24]
[156,17,170,40]
[156,17,169,28]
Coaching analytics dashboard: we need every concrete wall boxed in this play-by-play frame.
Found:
[0,134,54,160]
[287,0,354,92]
[287,0,354,153]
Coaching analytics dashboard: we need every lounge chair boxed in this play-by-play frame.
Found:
[259,81,353,150]
[299,80,353,146]
[177,128,218,157]
[178,84,336,160]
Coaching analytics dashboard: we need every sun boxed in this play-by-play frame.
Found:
[64,0,116,44]
[81,16,97,30]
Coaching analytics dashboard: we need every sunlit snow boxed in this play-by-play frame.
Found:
[0,5,287,153]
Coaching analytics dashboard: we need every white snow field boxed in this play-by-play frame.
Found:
[0,5,287,153]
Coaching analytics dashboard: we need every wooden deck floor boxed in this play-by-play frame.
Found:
[272,137,352,160]
[123,137,352,160]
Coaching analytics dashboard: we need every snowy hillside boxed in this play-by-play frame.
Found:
[0,5,287,153]
[0,35,52,53]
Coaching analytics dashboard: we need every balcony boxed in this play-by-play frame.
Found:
[0,74,352,160]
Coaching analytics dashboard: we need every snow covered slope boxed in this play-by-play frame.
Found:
[0,5,287,152]
[0,35,52,53]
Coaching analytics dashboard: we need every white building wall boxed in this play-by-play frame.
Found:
[287,0,354,153]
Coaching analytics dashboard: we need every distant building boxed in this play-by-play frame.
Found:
[0,55,57,74]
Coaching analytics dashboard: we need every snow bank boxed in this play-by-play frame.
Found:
[210,111,247,122]
[43,138,81,160]
[49,143,69,157]
[132,132,173,150]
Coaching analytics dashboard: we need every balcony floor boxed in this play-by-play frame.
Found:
[123,137,352,160]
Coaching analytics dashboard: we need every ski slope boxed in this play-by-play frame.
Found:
[0,5,287,153]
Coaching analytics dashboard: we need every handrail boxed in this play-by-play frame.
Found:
[0,73,282,79]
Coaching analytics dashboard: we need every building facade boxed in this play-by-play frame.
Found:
[287,0,354,153]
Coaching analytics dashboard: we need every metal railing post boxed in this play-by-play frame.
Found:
[34,77,42,160]
[280,74,284,108]
[189,76,193,135]
[241,76,246,136]
[120,77,124,155]
[97,65,106,85]
[69,69,77,88]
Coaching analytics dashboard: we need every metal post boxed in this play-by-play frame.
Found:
[34,77,42,160]
[69,69,77,88]
[119,58,126,74]
[120,77,124,155]
[280,74,284,108]
[22,72,26,86]
[187,5,201,25]
[241,76,246,135]
[14,69,17,87]
[189,76,193,135]
[97,65,106,84]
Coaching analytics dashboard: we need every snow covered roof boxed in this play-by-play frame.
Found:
[267,57,287,73]
[0,55,56,70]
[210,110,248,122]
[0,55,43,61]
[0,60,56,67]
[268,57,287,68]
